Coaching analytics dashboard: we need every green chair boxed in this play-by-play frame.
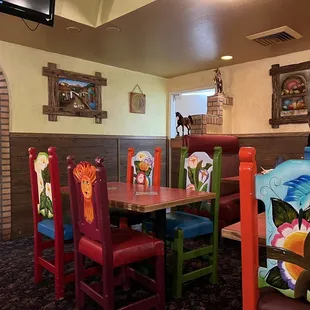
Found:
[144,146,222,298]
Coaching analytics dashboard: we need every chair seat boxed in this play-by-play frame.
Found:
[79,228,164,268]
[258,287,310,310]
[166,211,213,239]
[38,219,73,240]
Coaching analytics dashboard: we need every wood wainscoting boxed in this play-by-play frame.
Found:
[10,133,168,239]
[170,132,308,188]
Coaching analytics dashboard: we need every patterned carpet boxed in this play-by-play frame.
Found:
[0,237,242,310]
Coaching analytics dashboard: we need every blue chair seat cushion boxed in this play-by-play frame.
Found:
[166,211,213,239]
[38,219,73,240]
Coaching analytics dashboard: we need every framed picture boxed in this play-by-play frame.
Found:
[42,63,107,123]
[129,84,146,114]
[269,61,310,128]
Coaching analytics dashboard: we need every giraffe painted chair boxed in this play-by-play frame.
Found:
[239,147,310,310]
[29,147,74,300]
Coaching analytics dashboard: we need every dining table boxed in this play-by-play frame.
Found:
[61,181,216,241]
[221,212,266,246]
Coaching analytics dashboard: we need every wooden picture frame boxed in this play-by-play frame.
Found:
[42,63,107,123]
[130,91,146,114]
[269,61,310,128]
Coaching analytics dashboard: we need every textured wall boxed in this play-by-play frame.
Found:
[0,41,167,136]
[168,49,310,134]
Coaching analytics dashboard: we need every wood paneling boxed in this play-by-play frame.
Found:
[10,133,167,239]
[238,133,308,169]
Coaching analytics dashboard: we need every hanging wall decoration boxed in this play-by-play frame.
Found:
[269,61,310,128]
[42,63,107,123]
[129,84,146,114]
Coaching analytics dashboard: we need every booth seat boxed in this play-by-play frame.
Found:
[183,135,240,230]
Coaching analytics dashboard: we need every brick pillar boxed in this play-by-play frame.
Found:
[0,70,11,241]
[190,115,207,135]
[206,94,225,125]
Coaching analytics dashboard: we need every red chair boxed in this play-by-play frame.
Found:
[29,147,74,300]
[111,147,162,228]
[67,156,165,309]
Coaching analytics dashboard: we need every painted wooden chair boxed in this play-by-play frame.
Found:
[239,147,310,310]
[29,146,74,300]
[144,146,222,298]
[67,156,165,309]
[110,147,161,228]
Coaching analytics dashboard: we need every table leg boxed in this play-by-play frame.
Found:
[154,209,167,295]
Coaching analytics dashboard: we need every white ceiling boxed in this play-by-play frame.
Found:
[55,0,156,27]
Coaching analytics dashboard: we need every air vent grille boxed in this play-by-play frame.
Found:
[247,26,302,46]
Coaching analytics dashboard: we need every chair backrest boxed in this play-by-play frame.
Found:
[126,147,162,187]
[183,134,239,196]
[67,156,112,253]
[239,147,310,309]
[29,147,62,227]
[178,146,222,217]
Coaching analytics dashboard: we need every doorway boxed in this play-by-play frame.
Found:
[170,88,215,138]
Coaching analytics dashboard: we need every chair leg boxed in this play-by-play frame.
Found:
[55,243,65,300]
[34,231,43,283]
[155,253,165,310]
[75,252,85,309]
[210,231,218,284]
[173,229,184,299]
[103,266,115,310]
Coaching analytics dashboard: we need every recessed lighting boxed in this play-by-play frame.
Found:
[105,26,121,32]
[221,55,233,60]
[66,26,81,32]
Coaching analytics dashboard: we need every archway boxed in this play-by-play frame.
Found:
[0,69,11,240]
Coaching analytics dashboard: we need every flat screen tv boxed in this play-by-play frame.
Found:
[0,0,56,27]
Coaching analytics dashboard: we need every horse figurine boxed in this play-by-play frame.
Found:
[214,68,223,94]
[176,112,193,136]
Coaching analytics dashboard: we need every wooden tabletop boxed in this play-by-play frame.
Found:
[61,182,216,213]
[221,212,266,246]
[221,176,239,184]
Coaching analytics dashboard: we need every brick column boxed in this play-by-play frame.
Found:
[206,94,225,125]
[0,70,11,241]
[190,115,207,135]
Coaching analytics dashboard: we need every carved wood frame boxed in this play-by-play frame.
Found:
[269,61,310,128]
[42,63,107,123]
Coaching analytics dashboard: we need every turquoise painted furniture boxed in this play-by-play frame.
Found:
[255,156,310,302]
[144,146,222,298]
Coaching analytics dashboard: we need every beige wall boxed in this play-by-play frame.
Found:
[168,50,310,134]
[0,41,167,136]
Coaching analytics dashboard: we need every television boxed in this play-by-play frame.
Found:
[0,0,56,27]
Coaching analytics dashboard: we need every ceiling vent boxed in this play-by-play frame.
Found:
[246,26,302,46]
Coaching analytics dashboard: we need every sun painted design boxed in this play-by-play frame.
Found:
[73,162,96,224]
[271,218,310,289]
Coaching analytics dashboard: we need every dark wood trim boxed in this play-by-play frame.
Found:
[117,138,121,182]
[42,63,107,85]
[269,114,308,127]
[269,60,310,76]
[42,105,108,119]
[10,132,168,140]
[269,62,310,128]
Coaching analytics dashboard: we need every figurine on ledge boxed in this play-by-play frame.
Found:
[214,68,224,94]
[176,112,193,137]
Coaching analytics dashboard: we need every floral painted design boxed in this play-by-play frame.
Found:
[260,173,310,298]
[132,151,153,186]
[35,152,53,218]
[185,153,212,192]
[73,162,96,224]
[271,219,310,290]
